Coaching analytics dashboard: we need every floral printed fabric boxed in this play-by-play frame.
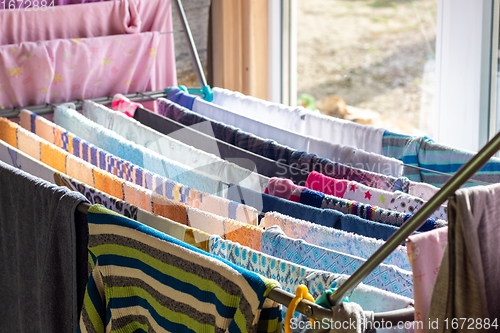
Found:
[261,211,411,271]
[261,226,414,298]
[0,32,159,109]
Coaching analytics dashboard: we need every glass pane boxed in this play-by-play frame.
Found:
[297,0,438,137]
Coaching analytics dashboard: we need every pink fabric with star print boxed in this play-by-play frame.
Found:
[0,32,159,109]
[305,171,349,197]
[407,227,448,333]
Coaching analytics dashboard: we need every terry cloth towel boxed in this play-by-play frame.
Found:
[0,129,213,251]
[54,104,223,195]
[210,236,414,333]
[155,97,409,191]
[382,131,500,187]
[186,206,262,251]
[228,183,401,241]
[0,160,88,333]
[1,116,225,228]
[0,0,177,90]
[261,211,411,271]
[20,109,260,225]
[129,102,307,183]
[81,204,282,333]
[210,87,385,154]
[321,193,447,232]
[168,88,398,176]
[82,99,267,192]
[427,184,500,332]
[0,32,161,109]
[261,226,414,298]
[407,227,448,332]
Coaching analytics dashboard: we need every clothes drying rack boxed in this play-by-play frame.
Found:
[3,0,500,330]
[74,121,500,332]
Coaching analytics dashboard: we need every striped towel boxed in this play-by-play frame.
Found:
[0,135,213,251]
[81,204,281,333]
[54,103,223,195]
[382,131,500,187]
[19,109,260,225]
[5,116,261,250]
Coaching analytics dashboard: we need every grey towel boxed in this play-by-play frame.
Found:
[428,184,500,332]
[0,160,88,332]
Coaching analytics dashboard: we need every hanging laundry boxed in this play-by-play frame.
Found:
[383,131,500,187]
[155,97,411,191]
[210,87,386,154]
[81,204,282,333]
[227,183,401,241]
[306,171,448,220]
[320,194,447,231]
[407,227,448,331]
[167,88,404,177]
[261,226,414,298]
[0,32,160,109]
[210,236,414,333]
[265,176,446,231]
[428,184,500,332]
[0,0,176,89]
[0,160,88,333]
[261,211,411,271]
[54,104,225,194]
[20,109,260,225]
[132,100,309,183]
[83,100,267,192]
[1,118,258,233]
[2,138,214,250]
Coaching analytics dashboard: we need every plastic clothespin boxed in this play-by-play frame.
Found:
[285,285,316,333]
[314,281,350,310]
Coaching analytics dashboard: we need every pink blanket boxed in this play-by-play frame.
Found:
[0,0,176,92]
[0,32,160,108]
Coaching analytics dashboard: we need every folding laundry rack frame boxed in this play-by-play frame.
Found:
[4,0,500,331]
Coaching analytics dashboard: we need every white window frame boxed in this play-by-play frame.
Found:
[435,0,499,152]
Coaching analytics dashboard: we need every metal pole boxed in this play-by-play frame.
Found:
[173,0,208,89]
[329,128,500,305]
[0,90,166,118]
